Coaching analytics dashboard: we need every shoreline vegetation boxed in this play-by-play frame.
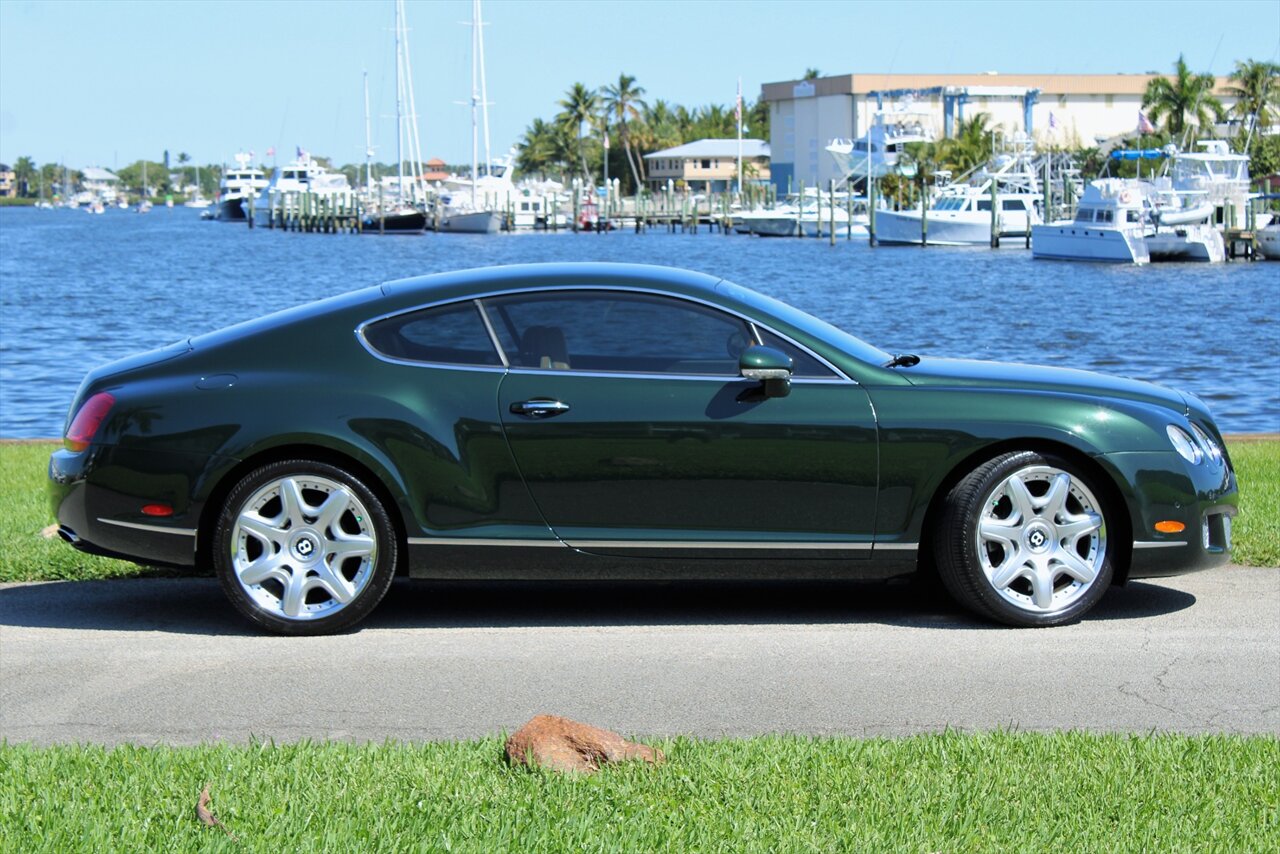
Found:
[2,437,1276,582]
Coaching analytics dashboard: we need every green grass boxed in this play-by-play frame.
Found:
[2,733,1276,851]
[3,438,1278,582]
[1229,438,1280,567]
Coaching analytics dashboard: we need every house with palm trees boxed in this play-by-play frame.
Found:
[643,139,770,192]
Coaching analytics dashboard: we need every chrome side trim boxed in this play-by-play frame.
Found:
[1133,540,1188,549]
[406,537,911,551]
[407,537,564,547]
[98,518,197,536]
[503,367,846,384]
[569,540,873,551]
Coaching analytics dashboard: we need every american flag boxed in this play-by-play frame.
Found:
[266,146,275,157]
[1137,111,1156,134]
[735,77,742,125]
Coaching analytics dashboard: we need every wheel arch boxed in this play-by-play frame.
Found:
[915,437,1134,587]
[196,442,410,575]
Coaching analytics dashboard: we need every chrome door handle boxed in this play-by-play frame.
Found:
[509,399,571,418]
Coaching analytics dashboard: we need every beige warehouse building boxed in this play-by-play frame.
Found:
[763,72,1240,190]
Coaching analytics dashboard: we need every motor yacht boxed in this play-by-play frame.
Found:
[245,155,352,227]
[827,106,934,182]
[873,137,1045,246]
[215,153,269,221]
[1031,178,1153,264]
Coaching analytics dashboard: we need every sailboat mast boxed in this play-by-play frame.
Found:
[470,0,479,206]
[363,69,373,194]
[394,0,405,202]
[477,0,490,176]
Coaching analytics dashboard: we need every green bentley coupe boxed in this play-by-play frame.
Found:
[49,263,1238,634]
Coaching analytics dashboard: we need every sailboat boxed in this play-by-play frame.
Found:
[185,164,212,208]
[361,0,427,234]
[138,161,153,213]
[437,0,503,234]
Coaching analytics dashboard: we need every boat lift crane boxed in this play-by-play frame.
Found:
[868,86,1041,138]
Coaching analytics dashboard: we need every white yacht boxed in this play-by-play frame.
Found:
[873,138,1044,246]
[732,203,801,237]
[1032,178,1153,264]
[245,155,353,226]
[215,153,269,221]
[826,107,934,181]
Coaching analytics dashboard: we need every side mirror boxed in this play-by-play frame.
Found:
[739,345,792,398]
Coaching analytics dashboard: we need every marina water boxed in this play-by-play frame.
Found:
[1,206,1277,437]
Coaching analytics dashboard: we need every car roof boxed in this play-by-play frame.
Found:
[380,263,726,304]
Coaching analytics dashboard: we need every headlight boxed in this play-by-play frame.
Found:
[1189,423,1223,465]
[1167,425,1203,464]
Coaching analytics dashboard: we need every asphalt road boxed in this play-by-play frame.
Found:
[2,567,1277,746]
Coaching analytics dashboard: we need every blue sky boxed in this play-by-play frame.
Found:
[1,0,1277,170]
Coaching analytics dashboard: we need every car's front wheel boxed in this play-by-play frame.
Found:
[212,460,398,635]
[935,451,1114,627]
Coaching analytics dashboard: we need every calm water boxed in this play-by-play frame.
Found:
[1,206,1277,436]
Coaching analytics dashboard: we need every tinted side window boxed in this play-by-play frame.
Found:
[483,291,751,375]
[363,301,500,366]
[756,328,837,378]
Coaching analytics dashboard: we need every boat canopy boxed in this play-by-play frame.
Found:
[1110,149,1165,161]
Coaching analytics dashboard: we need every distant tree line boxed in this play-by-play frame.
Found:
[511,73,770,193]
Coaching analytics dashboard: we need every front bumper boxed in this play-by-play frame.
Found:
[1099,449,1238,579]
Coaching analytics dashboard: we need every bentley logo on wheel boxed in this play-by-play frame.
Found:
[297,538,315,556]
[1029,530,1047,549]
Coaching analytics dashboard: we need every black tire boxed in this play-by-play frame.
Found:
[934,450,1115,627]
[212,460,398,635]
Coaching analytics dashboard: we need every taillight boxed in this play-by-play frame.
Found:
[64,392,115,451]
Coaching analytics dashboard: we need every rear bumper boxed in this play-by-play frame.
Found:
[49,445,212,568]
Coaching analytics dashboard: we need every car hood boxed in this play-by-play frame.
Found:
[898,356,1189,414]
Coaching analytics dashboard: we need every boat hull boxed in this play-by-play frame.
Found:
[361,210,427,234]
[217,196,247,221]
[875,210,1036,246]
[1146,226,1225,263]
[438,210,503,234]
[737,216,798,237]
[1031,223,1149,264]
[1257,226,1280,260]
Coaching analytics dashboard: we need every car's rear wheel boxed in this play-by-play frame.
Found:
[212,460,397,635]
[935,451,1114,627]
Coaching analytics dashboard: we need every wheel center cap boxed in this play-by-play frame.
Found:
[1025,523,1053,553]
[290,531,322,562]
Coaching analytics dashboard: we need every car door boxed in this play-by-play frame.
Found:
[485,288,878,558]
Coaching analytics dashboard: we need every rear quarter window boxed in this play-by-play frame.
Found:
[362,301,500,366]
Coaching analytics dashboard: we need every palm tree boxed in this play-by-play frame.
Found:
[940,113,996,177]
[557,82,599,182]
[517,118,564,180]
[13,156,36,197]
[1142,54,1226,140]
[1226,58,1280,130]
[602,73,648,192]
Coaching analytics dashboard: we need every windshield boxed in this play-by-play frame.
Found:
[716,281,890,366]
